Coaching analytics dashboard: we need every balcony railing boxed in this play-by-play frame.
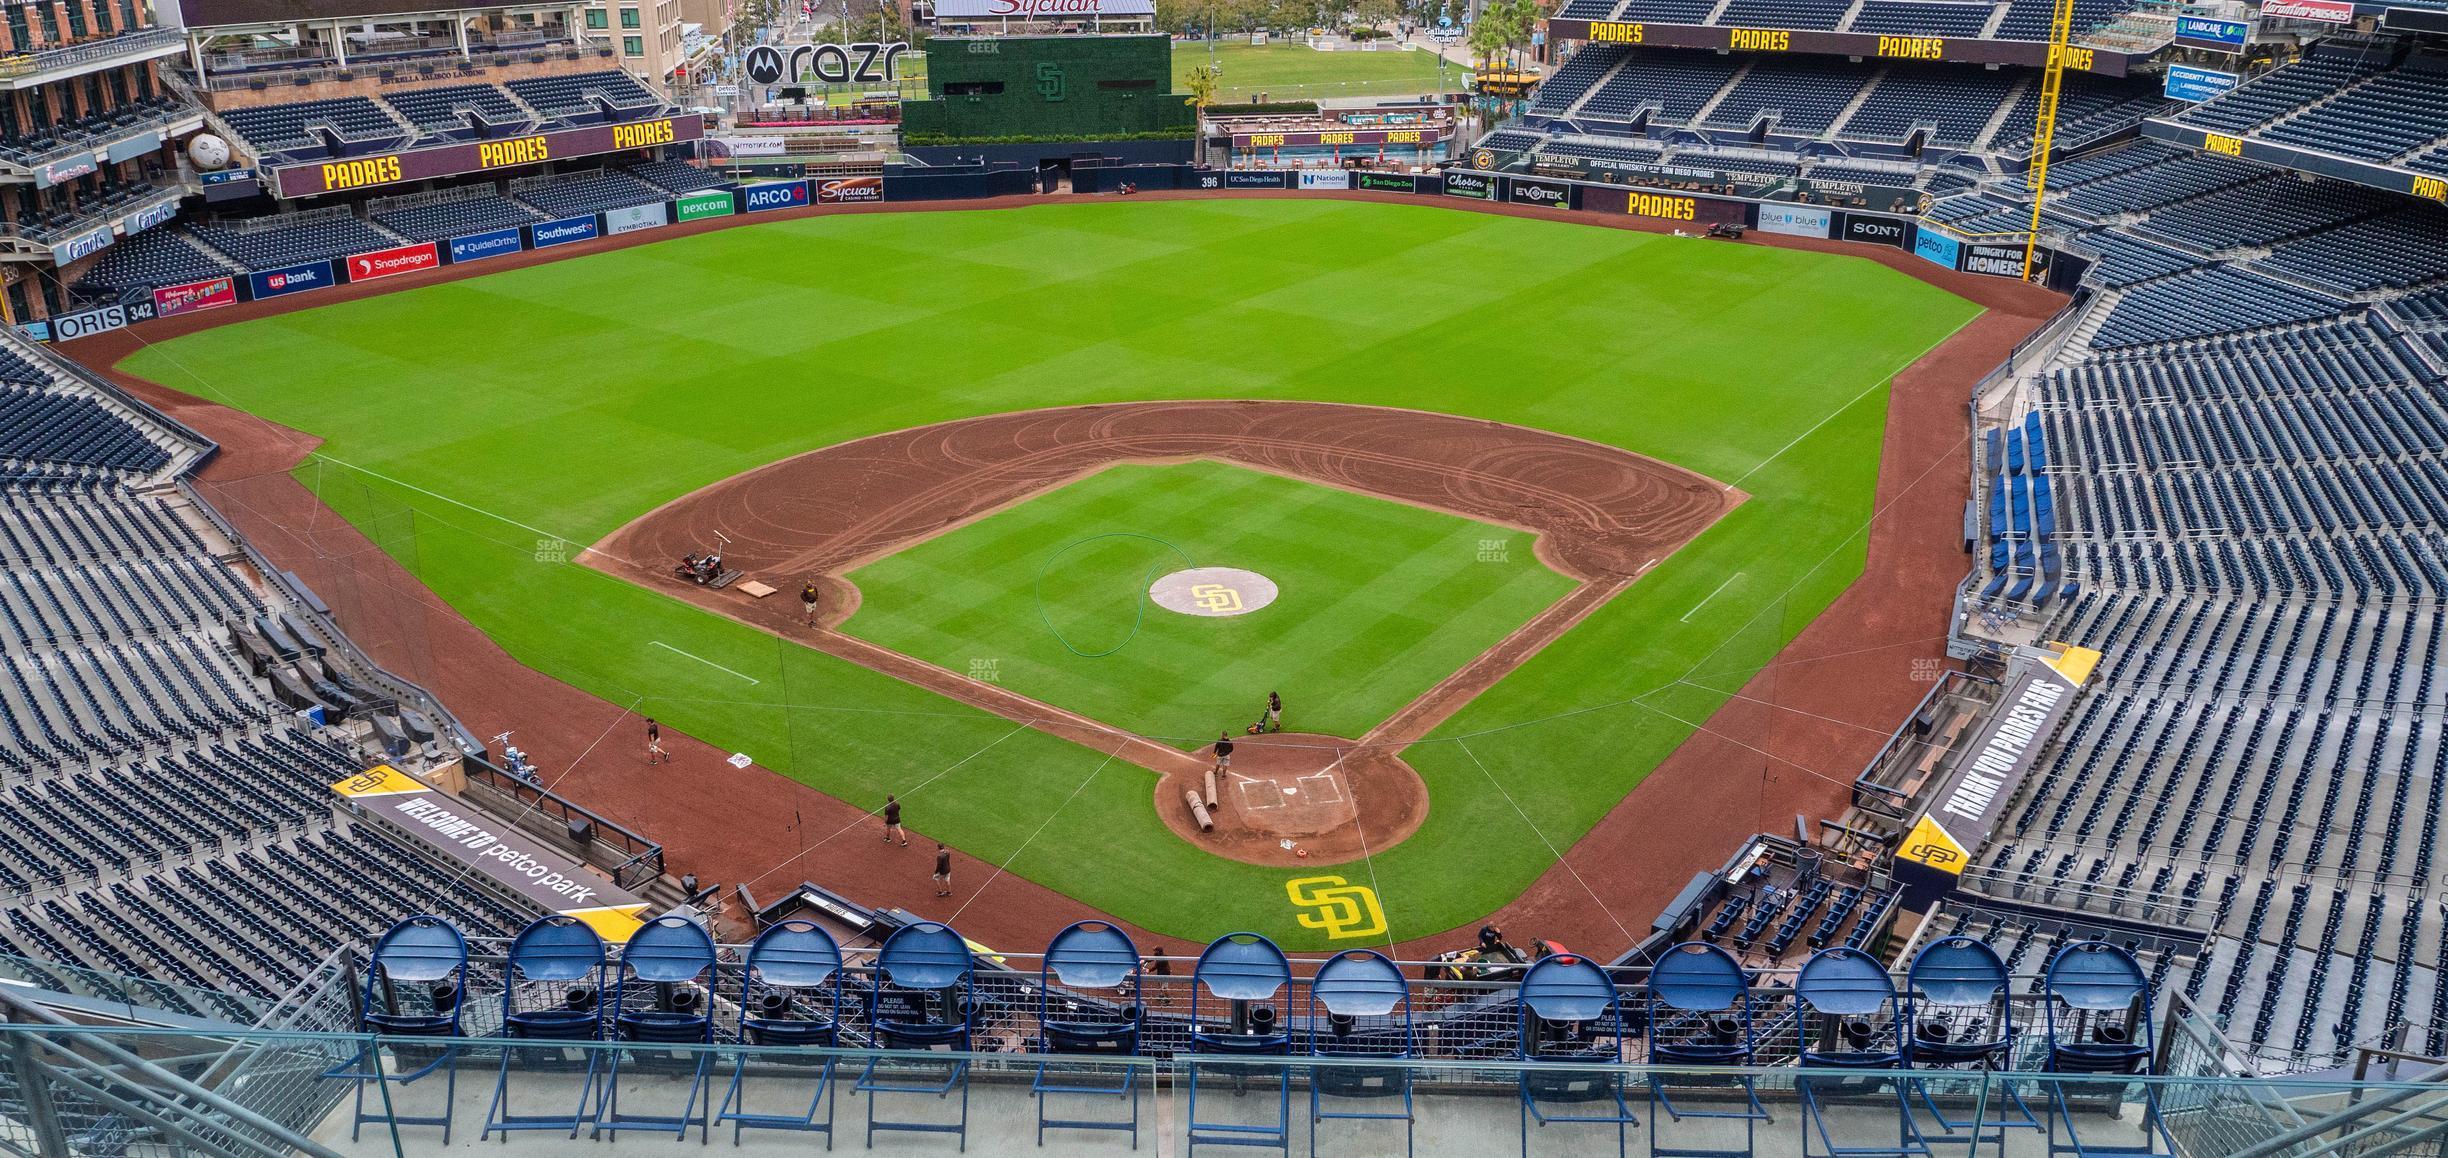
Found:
[0,26,182,81]
[4,1016,2433,1158]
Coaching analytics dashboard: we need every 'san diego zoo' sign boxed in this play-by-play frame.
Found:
[743,41,908,85]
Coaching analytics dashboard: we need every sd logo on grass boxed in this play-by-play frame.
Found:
[1287,876,1386,940]
[1190,583,1244,614]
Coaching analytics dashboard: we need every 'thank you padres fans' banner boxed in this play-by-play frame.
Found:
[1893,644,2100,905]
[271,116,703,199]
[1756,203,1832,238]
[334,765,649,940]
[153,275,239,318]
[448,227,524,264]
[248,260,335,301]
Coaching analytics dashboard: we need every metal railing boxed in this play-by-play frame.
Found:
[0,27,180,80]
[10,1017,2448,1158]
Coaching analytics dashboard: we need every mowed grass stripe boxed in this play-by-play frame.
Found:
[843,462,1574,743]
[127,199,1978,946]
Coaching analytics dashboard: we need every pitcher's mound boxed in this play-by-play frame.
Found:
[1150,567,1278,617]
[1157,732,1428,867]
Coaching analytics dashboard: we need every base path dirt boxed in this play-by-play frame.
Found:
[73,188,2063,961]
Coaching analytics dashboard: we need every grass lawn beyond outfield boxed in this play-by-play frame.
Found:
[842,461,1577,743]
[1172,40,1463,100]
[120,199,1979,948]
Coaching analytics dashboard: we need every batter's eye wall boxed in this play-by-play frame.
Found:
[900,35,1197,144]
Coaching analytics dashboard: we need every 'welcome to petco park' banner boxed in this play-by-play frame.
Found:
[333,765,649,940]
[270,115,703,199]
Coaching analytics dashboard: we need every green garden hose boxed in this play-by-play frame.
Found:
[1034,532,1195,658]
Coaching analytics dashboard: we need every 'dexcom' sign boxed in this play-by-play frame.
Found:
[744,41,908,85]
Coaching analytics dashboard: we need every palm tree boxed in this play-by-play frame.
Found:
[1184,63,1222,109]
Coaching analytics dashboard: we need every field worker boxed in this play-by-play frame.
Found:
[933,843,953,897]
[1213,731,1235,774]
[1265,691,1283,733]
[801,582,821,626]
[882,794,908,846]
[645,717,666,765]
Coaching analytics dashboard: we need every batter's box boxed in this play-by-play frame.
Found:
[1295,772,1345,806]
[1236,777,1288,811]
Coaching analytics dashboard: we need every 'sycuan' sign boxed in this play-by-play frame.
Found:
[272,116,703,198]
[815,176,883,203]
[933,0,1156,16]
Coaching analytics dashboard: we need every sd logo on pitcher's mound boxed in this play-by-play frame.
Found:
[1150,567,1278,617]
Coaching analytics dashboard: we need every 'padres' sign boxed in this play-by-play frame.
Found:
[1287,876,1386,940]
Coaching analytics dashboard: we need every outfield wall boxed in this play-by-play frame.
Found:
[45,167,2085,341]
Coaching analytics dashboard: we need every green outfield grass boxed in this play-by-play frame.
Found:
[120,198,1980,948]
[843,461,1577,742]
[1173,39,1463,100]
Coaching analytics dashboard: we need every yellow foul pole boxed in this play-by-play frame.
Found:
[2022,0,2077,282]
